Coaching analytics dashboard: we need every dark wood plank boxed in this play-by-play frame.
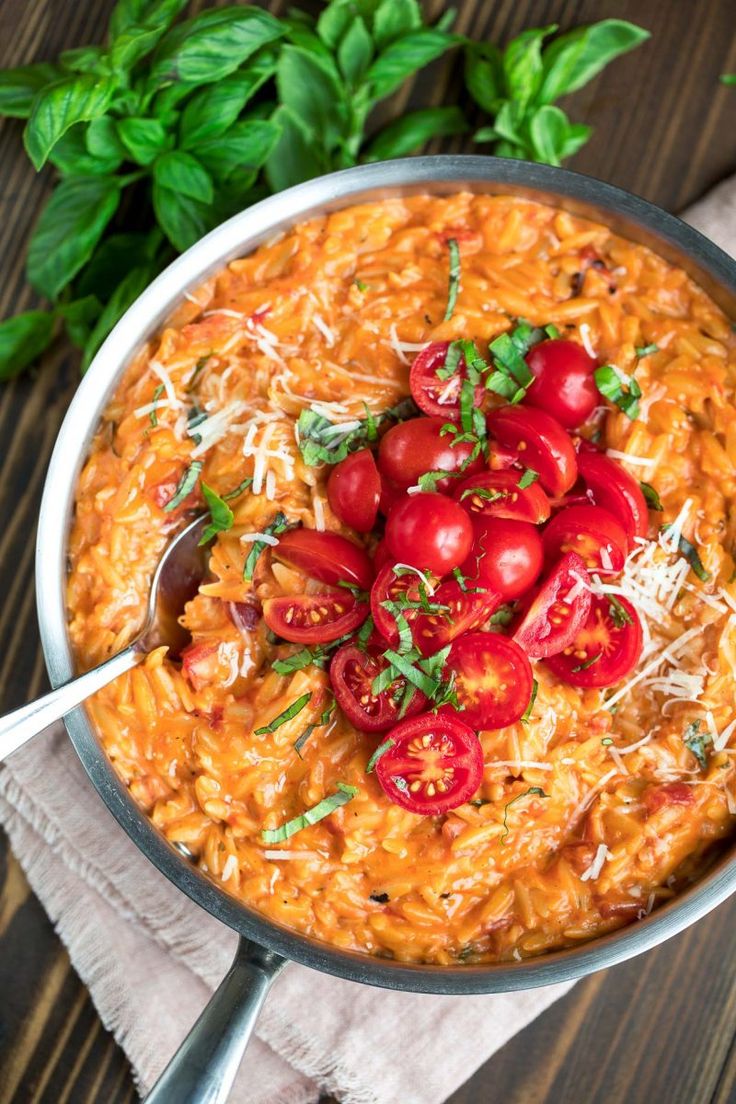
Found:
[1,1,735,1102]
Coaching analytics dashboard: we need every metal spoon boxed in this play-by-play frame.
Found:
[1,514,208,762]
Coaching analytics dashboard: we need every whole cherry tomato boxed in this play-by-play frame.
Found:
[385,493,473,574]
[524,339,599,429]
[327,449,380,532]
[378,416,483,490]
[462,516,543,600]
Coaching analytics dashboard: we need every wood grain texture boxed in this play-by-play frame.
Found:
[0,1,735,1101]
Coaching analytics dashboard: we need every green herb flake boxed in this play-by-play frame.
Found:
[223,477,253,502]
[683,720,710,771]
[501,786,549,843]
[261,782,358,844]
[635,343,659,357]
[639,481,663,511]
[518,468,539,490]
[255,691,312,736]
[199,482,235,545]
[594,364,642,419]
[294,699,335,758]
[366,738,395,774]
[662,525,711,582]
[436,340,463,381]
[608,596,633,628]
[296,398,417,468]
[163,460,202,512]
[243,512,289,581]
[489,605,515,626]
[520,679,538,724]
[443,238,460,321]
[572,652,602,673]
[354,279,368,292]
[149,383,164,427]
[601,737,614,746]
[188,355,210,390]
[418,469,456,492]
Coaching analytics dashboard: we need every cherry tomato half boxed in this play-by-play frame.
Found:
[577,452,649,543]
[462,516,543,600]
[454,469,551,525]
[386,493,473,575]
[375,711,483,814]
[411,579,502,656]
[272,529,374,590]
[512,552,592,659]
[262,591,367,644]
[330,643,426,732]
[542,504,628,575]
[445,632,533,729]
[409,342,485,422]
[327,449,380,533]
[545,594,643,688]
[487,406,578,497]
[370,563,426,648]
[378,416,484,490]
[524,339,599,429]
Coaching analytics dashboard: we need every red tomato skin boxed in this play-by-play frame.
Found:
[273,529,374,590]
[378,416,484,490]
[512,552,592,659]
[412,580,502,656]
[454,469,551,524]
[373,539,394,573]
[524,339,599,429]
[262,593,368,644]
[577,452,649,542]
[370,563,423,647]
[462,516,544,600]
[487,406,578,497]
[330,644,426,732]
[409,342,485,422]
[375,711,483,814]
[644,782,695,815]
[542,504,629,573]
[385,494,473,575]
[445,632,533,729]
[180,642,219,690]
[327,449,380,533]
[545,594,643,688]
[378,473,406,517]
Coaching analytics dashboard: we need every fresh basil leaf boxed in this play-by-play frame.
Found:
[27,176,121,299]
[60,45,111,76]
[639,481,663,511]
[151,6,284,86]
[366,738,395,774]
[47,122,123,176]
[366,28,456,99]
[153,181,212,252]
[77,229,162,300]
[490,99,525,145]
[528,104,571,166]
[154,150,213,203]
[117,116,170,165]
[0,62,64,119]
[559,122,592,160]
[86,115,126,160]
[0,310,55,381]
[373,0,422,49]
[255,691,313,735]
[315,0,354,50]
[721,74,736,86]
[243,512,290,581]
[261,782,357,843]
[365,105,467,161]
[179,58,276,148]
[337,16,374,85]
[82,261,159,370]
[464,43,503,114]
[199,482,235,544]
[109,0,189,72]
[195,118,281,181]
[538,19,650,104]
[594,364,641,419]
[276,45,346,150]
[444,238,460,321]
[23,74,117,170]
[265,105,326,191]
[163,460,203,512]
[57,295,102,348]
[503,25,556,111]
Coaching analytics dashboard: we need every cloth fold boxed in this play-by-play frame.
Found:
[1,177,733,1103]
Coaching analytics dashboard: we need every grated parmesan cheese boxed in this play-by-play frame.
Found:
[150,360,184,411]
[579,843,611,882]
[312,312,336,347]
[221,855,238,881]
[579,323,596,358]
[241,531,280,546]
[605,448,656,468]
[262,850,326,861]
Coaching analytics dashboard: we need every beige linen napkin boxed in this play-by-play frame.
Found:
[0,180,733,1104]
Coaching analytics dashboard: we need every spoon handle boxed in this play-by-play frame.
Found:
[0,646,142,762]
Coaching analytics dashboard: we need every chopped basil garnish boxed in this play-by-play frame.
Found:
[501,786,549,842]
[163,460,202,512]
[380,601,415,654]
[338,580,370,601]
[443,238,460,321]
[273,637,352,675]
[366,738,395,774]
[608,596,633,627]
[572,652,602,673]
[639,481,663,511]
[261,783,358,843]
[294,700,335,758]
[149,383,164,427]
[418,469,456,492]
[188,355,210,390]
[243,512,289,581]
[635,343,658,357]
[186,404,208,445]
[255,691,312,736]
[662,525,710,582]
[223,476,253,502]
[356,614,375,649]
[489,605,515,626]
[199,482,234,545]
[518,468,539,490]
[520,679,538,724]
[486,320,548,404]
[451,567,485,594]
[436,340,464,381]
[594,364,641,419]
[354,279,367,292]
[296,397,417,467]
[601,737,614,746]
[683,720,710,771]
[460,485,505,504]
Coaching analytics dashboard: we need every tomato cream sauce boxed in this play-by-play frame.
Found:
[67,193,736,964]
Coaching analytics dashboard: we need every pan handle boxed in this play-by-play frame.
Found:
[145,937,286,1104]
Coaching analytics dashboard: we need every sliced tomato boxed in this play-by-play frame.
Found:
[378,415,483,490]
[462,516,544,600]
[371,563,427,647]
[262,591,367,644]
[454,469,551,524]
[577,452,649,542]
[272,529,373,590]
[411,579,501,656]
[512,552,592,659]
[180,642,220,691]
[487,406,577,497]
[542,504,629,575]
[445,632,533,729]
[545,594,643,688]
[385,493,473,575]
[409,342,485,422]
[375,711,483,814]
[327,449,380,533]
[329,644,426,732]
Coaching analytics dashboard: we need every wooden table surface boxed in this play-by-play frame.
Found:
[1,1,736,1101]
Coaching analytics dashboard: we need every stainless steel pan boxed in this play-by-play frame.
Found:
[33,156,736,1103]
